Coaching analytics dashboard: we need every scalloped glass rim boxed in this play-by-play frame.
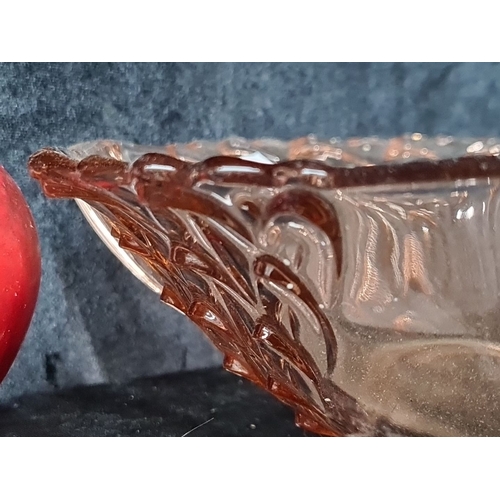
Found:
[75,145,277,299]
[73,133,500,304]
[72,134,500,300]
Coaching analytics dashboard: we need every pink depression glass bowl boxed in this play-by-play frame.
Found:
[28,135,500,436]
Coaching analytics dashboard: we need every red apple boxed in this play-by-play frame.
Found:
[0,165,41,383]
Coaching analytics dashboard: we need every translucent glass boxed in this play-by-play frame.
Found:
[28,135,500,436]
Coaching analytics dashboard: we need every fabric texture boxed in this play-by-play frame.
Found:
[0,368,302,436]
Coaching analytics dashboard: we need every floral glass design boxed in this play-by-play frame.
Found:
[28,135,500,436]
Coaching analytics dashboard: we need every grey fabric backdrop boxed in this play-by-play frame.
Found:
[1,62,499,401]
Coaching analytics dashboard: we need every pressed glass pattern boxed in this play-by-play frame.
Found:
[29,135,500,436]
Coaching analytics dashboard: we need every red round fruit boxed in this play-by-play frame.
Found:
[0,165,41,383]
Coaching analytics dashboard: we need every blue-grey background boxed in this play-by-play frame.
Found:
[1,62,499,401]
